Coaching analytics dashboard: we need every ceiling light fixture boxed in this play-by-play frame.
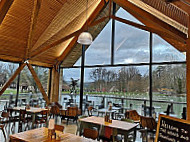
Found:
[77,0,93,45]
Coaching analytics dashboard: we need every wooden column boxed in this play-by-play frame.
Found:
[187,49,190,120]
[187,16,190,121]
[50,67,60,103]
[59,68,63,103]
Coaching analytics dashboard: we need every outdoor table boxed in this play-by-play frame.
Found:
[12,106,48,129]
[97,108,116,119]
[79,116,138,142]
[10,127,96,142]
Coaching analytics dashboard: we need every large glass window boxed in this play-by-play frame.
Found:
[114,8,149,64]
[153,35,186,62]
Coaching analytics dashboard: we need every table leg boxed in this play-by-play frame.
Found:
[32,113,36,129]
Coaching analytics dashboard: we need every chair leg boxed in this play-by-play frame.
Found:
[67,118,69,125]
[1,128,6,141]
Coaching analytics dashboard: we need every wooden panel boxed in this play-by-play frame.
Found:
[27,63,50,105]
[56,0,106,64]
[26,0,42,59]
[0,63,26,96]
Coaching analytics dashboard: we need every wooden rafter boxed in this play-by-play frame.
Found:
[26,0,42,59]
[55,0,106,64]
[29,2,107,60]
[27,63,50,105]
[0,0,14,24]
[113,0,187,51]
[112,16,186,43]
[0,63,26,96]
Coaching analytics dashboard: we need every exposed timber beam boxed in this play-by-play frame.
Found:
[0,0,14,24]
[27,63,50,105]
[112,16,186,43]
[55,0,106,64]
[0,63,26,96]
[26,0,42,59]
[113,0,187,46]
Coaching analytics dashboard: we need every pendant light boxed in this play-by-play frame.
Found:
[77,0,93,45]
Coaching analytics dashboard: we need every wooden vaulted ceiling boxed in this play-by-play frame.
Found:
[0,0,190,68]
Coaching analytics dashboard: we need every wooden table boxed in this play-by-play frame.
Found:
[10,127,96,142]
[12,107,48,128]
[97,108,117,119]
[79,116,138,142]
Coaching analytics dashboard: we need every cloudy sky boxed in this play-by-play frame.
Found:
[63,8,186,82]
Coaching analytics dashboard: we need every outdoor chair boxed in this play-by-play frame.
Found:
[0,124,6,141]
[18,109,32,132]
[54,124,64,132]
[7,107,19,132]
[0,111,10,128]
[181,107,186,119]
[87,106,97,116]
[163,104,171,115]
[139,116,157,142]
[83,128,98,140]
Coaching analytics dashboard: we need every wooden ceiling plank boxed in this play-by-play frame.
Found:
[27,63,50,105]
[29,4,107,60]
[0,63,26,96]
[113,0,187,41]
[56,0,106,64]
[26,0,42,59]
[0,0,14,24]
[112,16,186,43]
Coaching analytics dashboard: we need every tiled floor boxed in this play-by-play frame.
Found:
[0,115,155,142]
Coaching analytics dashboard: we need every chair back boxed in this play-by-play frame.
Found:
[19,109,26,122]
[140,116,157,131]
[1,111,9,118]
[67,107,78,117]
[165,105,171,115]
[125,110,140,121]
[182,107,186,119]
[87,106,93,116]
[54,124,64,132]
[83,128,98,140]
[50,105,60,115]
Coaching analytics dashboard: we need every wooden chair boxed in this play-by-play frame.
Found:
[66,107,79,125]
[18,109,32,132]
[54,124,64,132]
[87,106,96,116]
[164,104,171,115]
[35,110,49,127]
[49,105,60,120]
[125,110,140,122]
[0,124,6,141]
[83,128,98,140]
[139,116,157,142]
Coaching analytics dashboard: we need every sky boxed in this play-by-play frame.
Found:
[63,8,186,82]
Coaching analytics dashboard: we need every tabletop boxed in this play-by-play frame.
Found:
[97,108,116,113]
[12,106,48,113]
[10,127,96,142]
[79,116,138,131]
